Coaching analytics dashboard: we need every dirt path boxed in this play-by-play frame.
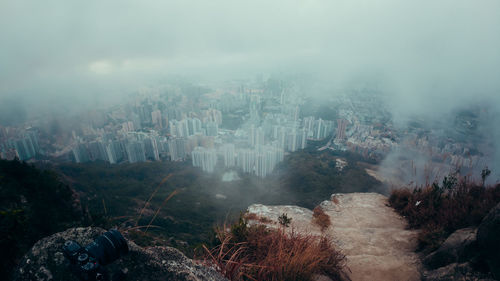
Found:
[247,193,422,281]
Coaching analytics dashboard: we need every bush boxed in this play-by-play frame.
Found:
[389,176,500,252]
[204,215,346,281]
[312,206,331,231]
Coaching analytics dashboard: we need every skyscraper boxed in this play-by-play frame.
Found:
[72,143,91,163]
[88,141,108,161]
[287,128,307,152]
[203,108,223,125]
[168,138,186,161]
[191,118,202,135]
[206,121,218,137]
[25,130,40,154]
[122,121,134,132]
[254,145,284,178]
[151,110,163,129]
[144,137,160,161]
[131,113,142,130]
[303,116,315,138]
[237,149,256,174]
[220,143,236,167]
[192,146,218,173]
[126,141,146,163]
[105,142,118,164]
[336,119,349,140]
[138,104,153,125]
[14,138,34,160]
[249,125,264,147]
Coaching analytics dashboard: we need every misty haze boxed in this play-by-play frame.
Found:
[1,1,500,281]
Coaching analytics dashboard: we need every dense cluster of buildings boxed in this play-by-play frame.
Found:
[56,85,341,177]
[0,81,491,180]
[0,127,41,161]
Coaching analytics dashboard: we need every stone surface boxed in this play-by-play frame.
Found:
[477,202,500,279]
[422,262,495,281]
[247,192,422,281]
[423,228,478,270]
[14,227,227,281]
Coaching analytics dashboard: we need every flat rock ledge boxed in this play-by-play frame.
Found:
[14,227,227,281]
[247,192,422,281]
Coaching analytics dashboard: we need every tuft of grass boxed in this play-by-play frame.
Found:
[389,176,500,252]
[204,215,346,281]
[312,206,331,231]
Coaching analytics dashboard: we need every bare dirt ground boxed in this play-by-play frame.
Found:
[247,193,422,281]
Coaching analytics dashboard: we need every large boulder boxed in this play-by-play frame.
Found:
[477,202,500,279]
[13,227,227,281]
[423,228,478,270]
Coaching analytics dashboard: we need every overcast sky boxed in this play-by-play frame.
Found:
[1,0,500,116]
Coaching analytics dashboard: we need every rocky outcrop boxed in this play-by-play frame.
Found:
[14,227,227,281]
[422,262,495,281]
[422,202,500,280]
[477,202,500,279]
[247,193,422,281]
[423,228,478,270]
[420,228,495,281]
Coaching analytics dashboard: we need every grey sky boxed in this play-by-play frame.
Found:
[1,0,500,115]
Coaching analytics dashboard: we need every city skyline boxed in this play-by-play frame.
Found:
[0,78,497,184]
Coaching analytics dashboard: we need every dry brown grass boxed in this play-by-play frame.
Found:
[332,197,339,204]
[204,216,346,281]
[244,213,259,221]
[257,217,272,224]
[389,180,500,252]
[244,213,274,224]
[312,206,331,231]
